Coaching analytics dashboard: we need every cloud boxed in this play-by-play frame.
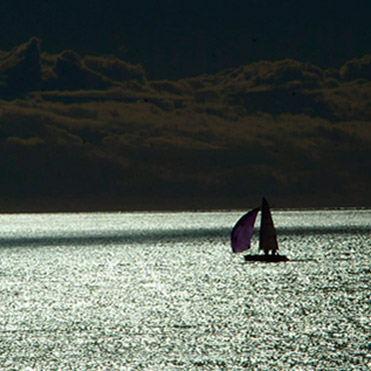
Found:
[149,80,190,95]
[6,136,44,146]
[340,55,371,81]
[46,50,114,91]
[0,37,42,98]
[0,39,370,210]
[248,59,323,88]
[83,55,146,84]
[0,38,148,98]
[319,81,371,120]
[183,58,325,92]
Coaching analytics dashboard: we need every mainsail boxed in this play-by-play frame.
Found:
[231,208,259,253]
[259,197,278,253]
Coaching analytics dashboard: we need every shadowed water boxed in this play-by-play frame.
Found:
[0,210,370,370]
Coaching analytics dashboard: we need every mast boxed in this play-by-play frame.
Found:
[259,197,278,254]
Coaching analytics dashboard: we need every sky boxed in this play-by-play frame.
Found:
[0,0,370,211]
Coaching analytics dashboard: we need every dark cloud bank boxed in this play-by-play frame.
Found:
[0,38,370,211]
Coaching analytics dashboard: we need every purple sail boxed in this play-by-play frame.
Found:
[231,208,260,253]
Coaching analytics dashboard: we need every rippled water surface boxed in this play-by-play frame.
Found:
[0,209,370,370]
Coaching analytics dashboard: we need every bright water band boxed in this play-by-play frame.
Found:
[0,210,370,369]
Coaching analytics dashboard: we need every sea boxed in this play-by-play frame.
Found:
[0,209,370,370]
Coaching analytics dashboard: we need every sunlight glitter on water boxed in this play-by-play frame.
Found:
[0,210,370,370]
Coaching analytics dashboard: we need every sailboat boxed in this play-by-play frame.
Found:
[231,197,288,262]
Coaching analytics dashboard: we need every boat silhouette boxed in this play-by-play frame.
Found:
[231,197,289,262]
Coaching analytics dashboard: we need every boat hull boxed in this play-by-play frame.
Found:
[244,254,289,263]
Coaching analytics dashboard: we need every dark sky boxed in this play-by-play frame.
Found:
[0,0,370,211]
[1,0,370,79]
